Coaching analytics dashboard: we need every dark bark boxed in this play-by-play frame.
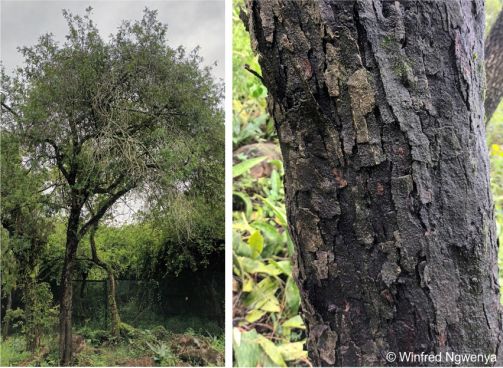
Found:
[59,205,81,366]
[2,292,12,338]
[245,0,502,366]
[485,10,503,122]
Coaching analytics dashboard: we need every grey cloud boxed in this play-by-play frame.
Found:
[0,0,224,80]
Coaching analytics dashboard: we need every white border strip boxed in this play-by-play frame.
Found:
[224,0,233,366]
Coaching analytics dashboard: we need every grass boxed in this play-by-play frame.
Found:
[0,336,31,366]
[76,342,146,366]
[0,323,224,367]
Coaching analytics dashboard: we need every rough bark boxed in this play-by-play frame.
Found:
[89,226,121,337]
[245,0,503,366]
[59,206,80,366]
[485,10,503,123]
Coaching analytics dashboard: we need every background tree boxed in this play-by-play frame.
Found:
[0,132,54,352]
[244,0,502,365]
[1,7,222,365]
[86,220,121,338]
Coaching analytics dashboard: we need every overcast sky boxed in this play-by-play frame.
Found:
[0,0,224,81]
[0,0,224,225]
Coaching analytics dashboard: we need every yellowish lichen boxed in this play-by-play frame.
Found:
[296,208,324,252]
[312,250,335,280]
[347,68,376,144]
[324,44,343,97]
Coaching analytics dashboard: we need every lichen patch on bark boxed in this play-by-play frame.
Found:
[347,68,375,144]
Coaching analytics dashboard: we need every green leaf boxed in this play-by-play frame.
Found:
[245,309,266,323]
[248,230,264,258]
[233,156,267,178]
[269,159,284,174]
[233,327,241,346]
[233,253,244,277]
[260,196,288,227]
[252,221,283,248]
[259,296,281,313]
[284,277,301,316]
[270,169,281,197]
[233,231,252,258]
[277,341,308,361]
[269,260,292,275]
[242,277,254,292]
[257,335,287,367]
[233,191,253,219]
[240,257,281,276]
[243,277,279,309]
[233,329,261,368]
[282,315,305,329]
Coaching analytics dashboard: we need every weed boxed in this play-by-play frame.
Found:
[208,334,225,354]
[146,341,178,366]
[0,336,31,366]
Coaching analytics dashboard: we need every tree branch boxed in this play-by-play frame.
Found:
[244,64,265,84]
[87,224,108,270]
[36,181,65,194]
[1,102,19,117]
[78,184,133,238]
[44,139,70,181]
[113,106,185,118]
[94,174,126,194]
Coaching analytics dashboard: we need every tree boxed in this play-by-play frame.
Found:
[244,0,502,365]
[0,133,53,351]
[485,9,503,122]
[1,7,222,365]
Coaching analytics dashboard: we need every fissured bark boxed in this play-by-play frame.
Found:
[245,0,502,366]
[59,206,80,366]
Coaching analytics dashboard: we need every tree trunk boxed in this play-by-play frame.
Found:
[245,0,503,366]
[24,238,44,353]
[106,268,121,337]
[485,9,503,123]
[59,208,80,366]
[89,225,121,337]
[25,277,39,353]
[2,292,12,338]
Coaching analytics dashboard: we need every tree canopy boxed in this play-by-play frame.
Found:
[1,7,223,238]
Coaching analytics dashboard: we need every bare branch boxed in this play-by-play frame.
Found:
[1,102,19,117]
[244,64,265,84]
[78,184,134,238]
[36,181,65,194]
